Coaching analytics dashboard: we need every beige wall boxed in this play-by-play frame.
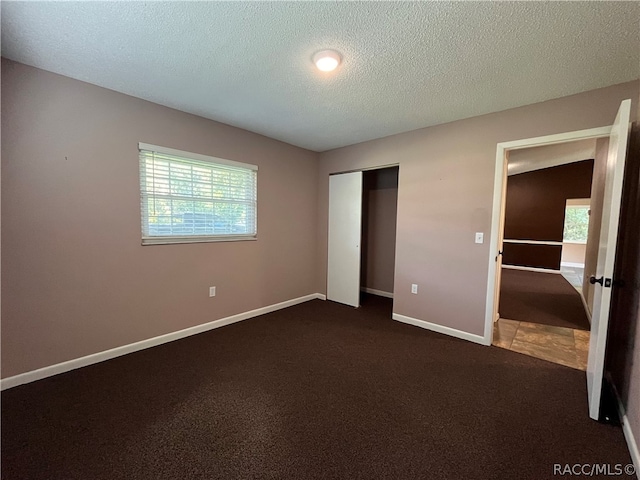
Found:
[561,243,586,266]
[584,138,610,311]
[317,80,639,336]
[361,168,398,294]
[1,59,319,378]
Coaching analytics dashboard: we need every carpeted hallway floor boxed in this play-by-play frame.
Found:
[1,295,631,479]
[499,268,591,330]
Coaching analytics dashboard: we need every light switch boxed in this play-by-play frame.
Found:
[475,232,484,244]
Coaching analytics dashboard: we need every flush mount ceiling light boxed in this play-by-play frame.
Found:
[313,50,342,72]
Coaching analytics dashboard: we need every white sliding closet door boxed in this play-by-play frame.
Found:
[327,172,363,307]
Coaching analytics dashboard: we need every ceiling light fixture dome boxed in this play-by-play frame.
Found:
[313,50,342,72]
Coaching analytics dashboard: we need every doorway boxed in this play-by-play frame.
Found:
[493,146,598,371]
[484,99,631,421]
[327,165,399,310]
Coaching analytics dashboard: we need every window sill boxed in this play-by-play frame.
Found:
[562,240,587,245]
[142,235,257,246]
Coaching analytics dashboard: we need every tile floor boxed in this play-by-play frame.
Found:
[560,265,585,290]
[493,318,590,370]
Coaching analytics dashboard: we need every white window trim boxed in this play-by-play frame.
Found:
[139,143,258,246]
[139,143,258,171]
[566,198,590,207]
[142,235,258,246]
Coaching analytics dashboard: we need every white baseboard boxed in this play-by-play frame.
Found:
[392,313,489,346]
[360,287,393,298]
[1,293,326,391]
[502,264,561,274]
[560,261,585,268]
[578,289,592,324]
[609,377,640,479]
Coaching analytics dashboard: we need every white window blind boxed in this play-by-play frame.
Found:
[139,143,257,245]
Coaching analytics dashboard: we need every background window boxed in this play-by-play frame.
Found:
[139,143,257,245]
[563,198,590,244]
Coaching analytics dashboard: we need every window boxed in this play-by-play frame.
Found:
[562,198,590,244]
[139,143,257,245]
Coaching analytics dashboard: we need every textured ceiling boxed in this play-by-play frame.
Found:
[2,1,639,152]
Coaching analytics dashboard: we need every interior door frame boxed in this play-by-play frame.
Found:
[483,126,612,345]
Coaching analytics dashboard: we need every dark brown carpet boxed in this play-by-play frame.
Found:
[2,295,630,479]
[499,269,591,330]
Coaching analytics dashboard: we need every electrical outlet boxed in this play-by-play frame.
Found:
[209,286,216,297]
[411,284,418,294]
[475,232,484,244]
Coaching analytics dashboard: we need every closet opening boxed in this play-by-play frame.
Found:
[360,167,399,305]
[326,165,399,311]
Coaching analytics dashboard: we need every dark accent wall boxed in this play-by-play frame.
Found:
[502,244,563,270]
[503,159,594,270]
